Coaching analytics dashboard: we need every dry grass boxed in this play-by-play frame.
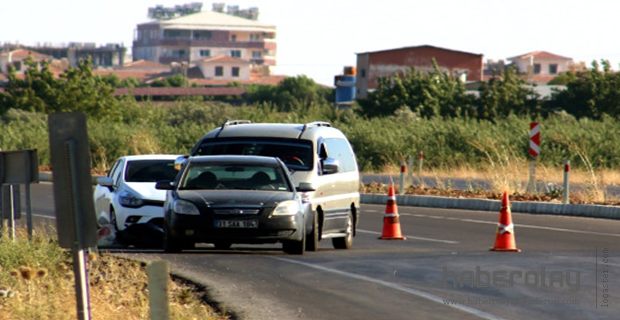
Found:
[377,161,620,204]
[0,228,229,320]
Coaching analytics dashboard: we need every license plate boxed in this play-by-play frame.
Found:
[214,219,258,228]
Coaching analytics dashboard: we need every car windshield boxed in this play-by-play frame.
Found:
[125,159,178,182]
[180,163,291,191]
[194,138,313,171]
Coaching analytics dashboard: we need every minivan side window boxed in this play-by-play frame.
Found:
[323,138,357,172]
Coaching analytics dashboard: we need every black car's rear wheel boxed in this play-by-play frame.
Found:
[332,211,353,249]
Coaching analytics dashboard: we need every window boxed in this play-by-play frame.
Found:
[361,69,366,78]
[199,49,210,57]
[163,29,190,39]
[232,66,240,77]
[230,50,241,58]
[193,30,212,40]
[195,138,314,171]
[215,66,223,77]
[252,51,262,59]
[230,34,237,42]
[324,138,357,172]
[533,63,541,74]
[249,33,261,41]
[549,64,558,74]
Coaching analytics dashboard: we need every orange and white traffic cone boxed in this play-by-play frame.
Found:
[379,184,406,240]
[490,191,521,252]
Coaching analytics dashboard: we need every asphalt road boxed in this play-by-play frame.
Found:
[23,183,620,320]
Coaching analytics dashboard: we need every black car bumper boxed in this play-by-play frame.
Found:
[167,212,304,244]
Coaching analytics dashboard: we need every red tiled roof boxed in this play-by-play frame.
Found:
[114,86,246,97]
[509,51,572,61]
[0,49,52,61]
[122,60,170,71]
[189,75,286,86]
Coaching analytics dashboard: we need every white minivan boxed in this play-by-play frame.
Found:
[183,120,360,251]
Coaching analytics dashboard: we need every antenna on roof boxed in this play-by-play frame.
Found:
[148,2,202,20]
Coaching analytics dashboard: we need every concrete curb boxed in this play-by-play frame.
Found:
[361,194,620,220]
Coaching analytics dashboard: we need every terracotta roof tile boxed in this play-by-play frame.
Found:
[114,86,246,97]
[509,51,572,61]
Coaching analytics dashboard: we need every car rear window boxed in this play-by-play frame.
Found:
[194,138,313,171]
[180,163,291,191]
[125,160,178,182]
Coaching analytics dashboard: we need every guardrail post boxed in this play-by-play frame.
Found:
[148,260,170,320]
[563,160,570,204]
[417,151,424,188]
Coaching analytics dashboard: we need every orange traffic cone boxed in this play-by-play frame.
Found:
[379,184,406,240]
[490,191,521,252]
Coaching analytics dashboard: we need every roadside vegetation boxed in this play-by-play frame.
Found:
[1,58,619,197]
[0,229,228,320]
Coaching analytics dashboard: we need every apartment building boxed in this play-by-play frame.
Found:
[356,45,483,98]
[507,51,573,84]
[132,7,276,78]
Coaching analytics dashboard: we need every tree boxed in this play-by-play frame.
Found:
[245,75,331,112]
[548,60,620,119]
[0,58,122,119]
[361,62,474,118]
[477,67,539,120]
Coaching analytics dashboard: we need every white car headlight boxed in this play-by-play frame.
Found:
[172,199,200,215]
[119,190,144,208]
[272,200,300,216]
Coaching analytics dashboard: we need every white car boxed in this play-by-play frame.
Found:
[93,154,181,231]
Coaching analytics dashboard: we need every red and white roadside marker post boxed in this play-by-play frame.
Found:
[399,160,406,195]
[527,122,541,193]
[407,155,414,189]
[563,160,570,204]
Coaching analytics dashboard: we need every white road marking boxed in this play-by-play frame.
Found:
[357,229,458,244]
[369,210,620,238]
[274,257,505,320]
[33,214,55,220]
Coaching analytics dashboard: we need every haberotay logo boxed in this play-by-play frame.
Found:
[441,265,581,291]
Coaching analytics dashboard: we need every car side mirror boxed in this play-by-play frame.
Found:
[155,180,174,190]
[296,182,316,192]
[96,176,114,187]
[174,155,189,171]
[321,157,340,175]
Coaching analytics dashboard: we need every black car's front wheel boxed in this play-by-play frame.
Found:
[305,211,319,252]
[163,225,193,253]
[332,211,353,249]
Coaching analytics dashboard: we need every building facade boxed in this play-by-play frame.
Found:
[507,51,573,84]
[132,9,276,74]
[356,45,483,98]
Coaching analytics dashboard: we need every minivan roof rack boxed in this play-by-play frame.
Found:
[215,120,251,138]
[297,121,332,139]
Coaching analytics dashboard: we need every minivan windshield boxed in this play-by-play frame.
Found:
[194,138,313,171]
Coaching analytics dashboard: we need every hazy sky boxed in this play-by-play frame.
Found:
[2,0,619,85]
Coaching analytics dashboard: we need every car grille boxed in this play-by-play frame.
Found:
[213,208,261,215]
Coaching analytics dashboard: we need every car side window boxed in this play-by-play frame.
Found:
[323,138,358,172]
[110,159,124,187]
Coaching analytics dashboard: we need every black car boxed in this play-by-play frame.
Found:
[156,155,313,254]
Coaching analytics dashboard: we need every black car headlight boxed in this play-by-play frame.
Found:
[172,199,200,215]
[272,200,300,216]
